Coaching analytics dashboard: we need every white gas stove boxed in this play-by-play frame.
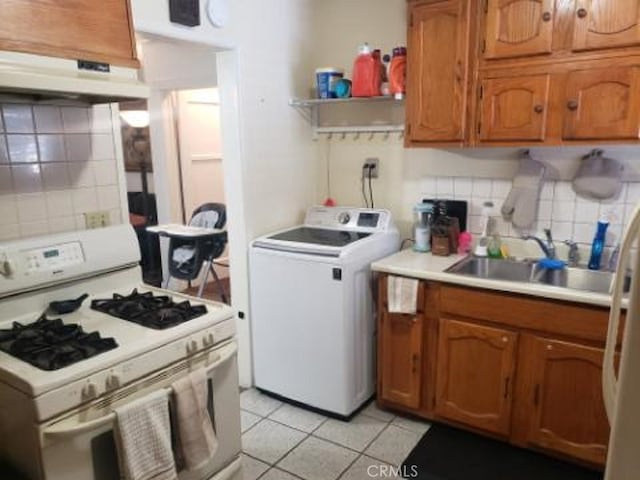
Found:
[0,225,241,480]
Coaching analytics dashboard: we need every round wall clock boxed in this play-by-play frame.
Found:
[206,0,230,28]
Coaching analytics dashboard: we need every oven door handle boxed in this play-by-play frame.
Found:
[43,342,238,440]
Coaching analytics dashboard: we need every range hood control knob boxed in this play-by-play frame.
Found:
[81,382,98,400]
[203,333,215,347]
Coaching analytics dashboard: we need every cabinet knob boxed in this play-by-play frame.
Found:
[547,344,553,350]
[542,11,552,22]
[534,105,544,114]
[567,100,579,111]
[577,8,588,18]
[502,336,509,342]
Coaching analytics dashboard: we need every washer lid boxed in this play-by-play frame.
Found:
[266,227,371,247]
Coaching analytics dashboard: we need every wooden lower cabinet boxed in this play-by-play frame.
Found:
[378,281,425,409]
[377,277,614,468]
[435,318,517,436]
[520,335,610,465]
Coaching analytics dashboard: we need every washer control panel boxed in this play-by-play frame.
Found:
[305,207,393,232]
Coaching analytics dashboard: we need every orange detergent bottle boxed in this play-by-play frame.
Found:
[389,47,407,99]
[352,43,381,97]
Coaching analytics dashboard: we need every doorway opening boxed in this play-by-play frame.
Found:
[173,87,230,303]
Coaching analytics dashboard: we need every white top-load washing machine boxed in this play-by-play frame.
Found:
[249,206,400,417]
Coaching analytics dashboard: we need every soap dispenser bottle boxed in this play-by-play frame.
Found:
[588,219,609,270]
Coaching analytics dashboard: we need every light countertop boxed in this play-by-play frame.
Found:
[372,249,625,309]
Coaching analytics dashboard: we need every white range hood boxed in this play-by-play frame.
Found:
[0,50,149,104]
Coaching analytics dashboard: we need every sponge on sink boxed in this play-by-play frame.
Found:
[501,153,546,230]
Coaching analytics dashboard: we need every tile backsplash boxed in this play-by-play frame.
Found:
[420,176,640,248]
[0,103,122,241]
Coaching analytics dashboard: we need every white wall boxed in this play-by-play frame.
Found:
[131,0,318,386]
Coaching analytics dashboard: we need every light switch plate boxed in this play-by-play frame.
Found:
[84,211,111,229]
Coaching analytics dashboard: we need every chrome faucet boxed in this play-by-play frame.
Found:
[522,229,556,259]
[564,240,580,267]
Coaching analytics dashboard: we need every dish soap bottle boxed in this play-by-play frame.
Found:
[588,219,609,270]
[488,234,503,259]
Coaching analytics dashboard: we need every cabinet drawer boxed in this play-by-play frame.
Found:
[439,285,612,342]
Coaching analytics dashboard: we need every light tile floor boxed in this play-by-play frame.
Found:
[239,389,431,480]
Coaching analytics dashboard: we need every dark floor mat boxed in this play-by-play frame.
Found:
[402,423,604,480]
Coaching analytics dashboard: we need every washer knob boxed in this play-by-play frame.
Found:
[337,212,351,224]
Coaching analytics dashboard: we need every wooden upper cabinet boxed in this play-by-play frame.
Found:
[573,0,640,52]
[484,0,555,59]
[435,318,518,436]
[563,66,640,140]
[378,280,425,409]
[406,0,471,143]
[480,74,550,141]
[524,336,610,465]
[0,0,139,68]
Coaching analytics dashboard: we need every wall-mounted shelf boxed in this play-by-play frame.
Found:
[290,96,405,139]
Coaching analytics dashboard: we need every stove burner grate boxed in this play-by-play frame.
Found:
[0,315,118,371]
[90,289,207,329]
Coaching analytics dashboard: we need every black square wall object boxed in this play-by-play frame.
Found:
[169,0,201,27]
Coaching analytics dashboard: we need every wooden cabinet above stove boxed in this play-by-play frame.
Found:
[0,0,139,68]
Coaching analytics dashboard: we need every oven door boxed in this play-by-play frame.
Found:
[38,341,241,480]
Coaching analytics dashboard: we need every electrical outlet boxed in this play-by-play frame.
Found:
[84,211,111,229]
[363,158,379,178]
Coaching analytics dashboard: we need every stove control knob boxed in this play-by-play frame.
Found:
[81,382,98,400]
[337,212,351,225]
[187,340,198,355]
[106,375,121,390]
[203,333,215,347]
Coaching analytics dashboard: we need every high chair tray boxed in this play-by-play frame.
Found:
[146,224,224,238]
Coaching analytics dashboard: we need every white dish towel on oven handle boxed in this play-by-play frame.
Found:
[114,389,178,480]
[387,275,419,315]
[172,368,219,470]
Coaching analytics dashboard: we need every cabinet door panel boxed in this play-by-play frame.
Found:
[526,337,610,465]
[379,280,425,409]
[563,66,640,140]
[573,0,640,52]
[0,0,138,67]
[485,0,554,59]
[435,318,518,436]
[407,0,470,142]
[480,74,550,141]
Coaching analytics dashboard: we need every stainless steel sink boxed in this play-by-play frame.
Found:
[532,267,623,294]
[446,256,629,295]
[446,257,537,283]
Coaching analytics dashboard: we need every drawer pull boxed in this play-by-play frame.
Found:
[567,100,579,111]
[577,8,588,18]
[503,377,510,399]
[542,11,552,22]
[534,104,544,114]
